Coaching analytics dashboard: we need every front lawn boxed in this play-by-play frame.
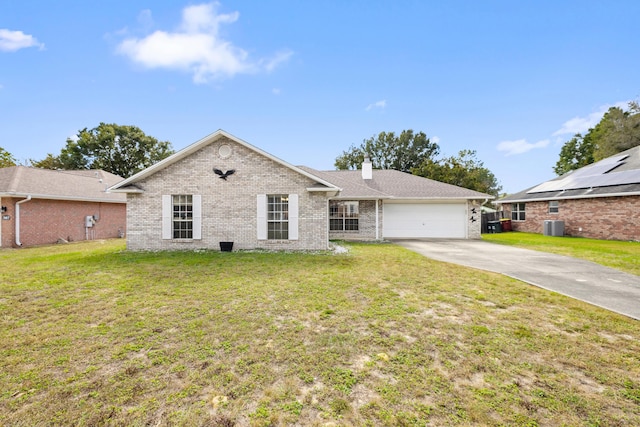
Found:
[483,232,640,276]
[1,240,639,426]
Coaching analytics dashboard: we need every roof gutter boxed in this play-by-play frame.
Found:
[15,195,31,247]
[494,190,640,204]
[0,192,125,203]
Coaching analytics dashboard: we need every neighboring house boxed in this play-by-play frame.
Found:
[0,167,126,248]
[108,130,492,251]
[495,146,640,241]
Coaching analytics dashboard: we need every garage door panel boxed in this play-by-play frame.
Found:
[383,203,466,238]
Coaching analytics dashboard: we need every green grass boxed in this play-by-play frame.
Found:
[483,232,640,276]
[1,240,639,426]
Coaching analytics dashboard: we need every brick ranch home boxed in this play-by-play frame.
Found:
[108,130,493,251]
[495,145,640,241]
[0,167,126,248]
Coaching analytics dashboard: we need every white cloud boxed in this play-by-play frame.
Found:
[552,101,629,136]
[261,50,294,72]
[272,88,281,95]
[0,29,44,52]
[116,3,292,83]
[497,139,550,156]
[431,136,440,144]
[366,100,386,111]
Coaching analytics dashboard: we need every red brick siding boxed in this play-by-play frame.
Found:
[503,195,640,241]
[0,197,126,248]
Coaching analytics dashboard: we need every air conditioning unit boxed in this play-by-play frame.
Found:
[543,220,564,236]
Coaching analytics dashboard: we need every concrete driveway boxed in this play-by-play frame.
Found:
[394,239,640,320]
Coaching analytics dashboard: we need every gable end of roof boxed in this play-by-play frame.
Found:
[108,130,340,193]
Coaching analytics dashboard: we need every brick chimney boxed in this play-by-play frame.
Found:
[362,156,372,180]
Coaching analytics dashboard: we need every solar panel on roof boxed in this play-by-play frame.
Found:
[527,154,640,193]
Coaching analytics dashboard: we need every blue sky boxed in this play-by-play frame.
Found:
[1,1,638,194]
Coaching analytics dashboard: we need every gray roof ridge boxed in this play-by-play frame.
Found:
[301,167,493,199]
[302,167,392,198]
[8,165,23,193]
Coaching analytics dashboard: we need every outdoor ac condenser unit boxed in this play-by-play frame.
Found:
[543,220,564,236]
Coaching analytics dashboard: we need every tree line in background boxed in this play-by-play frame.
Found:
[32,123,174,178]
[4,125,502,197]
[334,130,502,198]
[3,101,638,194]
[0,123,174,178]
[554,101,640,176]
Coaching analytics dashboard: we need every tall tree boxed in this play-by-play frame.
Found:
[32,123,174,178]
[591,106,640,160]
[552,133,595,176]
[412,149,502,197]
[335,130,439,172]
[554,102,640,175]
[0,147,17,168]
[30,153,63,170]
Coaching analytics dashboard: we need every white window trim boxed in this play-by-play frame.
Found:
[257,194,298,240]
[162,194,202,240]
[549,200,559,214]
[511,203,526,222]
[329,200,359,231]
[257,194,267,240]
[288,194,299,240]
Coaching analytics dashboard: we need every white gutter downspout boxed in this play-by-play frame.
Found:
[375,199,379,240]
[15,195,32,247]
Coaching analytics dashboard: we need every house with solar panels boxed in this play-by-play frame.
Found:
[495,145,640,241]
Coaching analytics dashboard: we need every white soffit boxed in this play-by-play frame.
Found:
[528,154,640,193]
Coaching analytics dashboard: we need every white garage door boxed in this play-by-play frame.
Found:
[383,203,467,238]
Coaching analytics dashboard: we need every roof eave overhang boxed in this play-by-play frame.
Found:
[108,187,145,194]
[387,196,493,201]
[0,192,126,203]
[330,195,391,200]
[306,187,341,197]
[495,190,640,204]
[329,196,491,201]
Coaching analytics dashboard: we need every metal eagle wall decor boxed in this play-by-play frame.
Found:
[214,168,236,180]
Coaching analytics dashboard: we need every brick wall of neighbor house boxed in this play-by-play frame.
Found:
[0,196,126,248]
[126,137,330,251]
[504,195,640,241]
[328,200,383,241]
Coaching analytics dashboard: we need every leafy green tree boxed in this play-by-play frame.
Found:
[554,102,640,175]
[30,153,64,170]
[32,123,174,178]
[553,133,595,176]
[412,149,502,197]
[591,106,640,160]
[335,130,439,172]
[0,147,17,168]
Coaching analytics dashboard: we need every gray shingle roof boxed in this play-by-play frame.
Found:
[498,145,640,203]
[0,166,126,203]
[299,167,493,200]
